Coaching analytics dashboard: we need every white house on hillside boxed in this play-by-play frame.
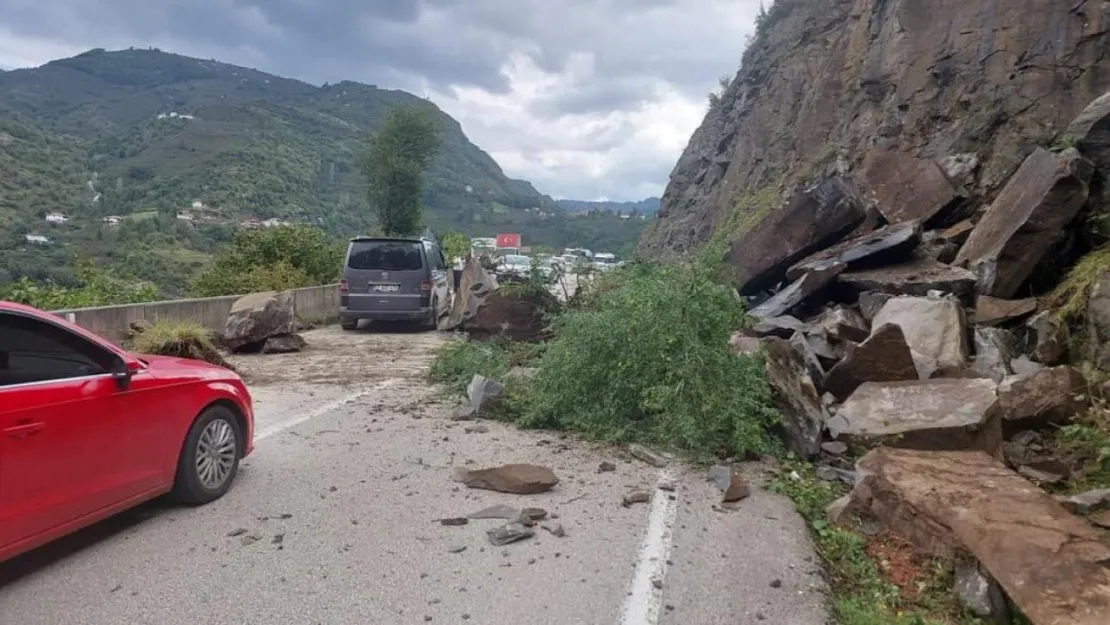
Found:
[25,234,50,244]
[45,212,68,223]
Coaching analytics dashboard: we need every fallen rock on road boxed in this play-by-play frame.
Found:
[455,463,559,494]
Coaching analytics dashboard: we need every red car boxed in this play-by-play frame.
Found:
[0,301,254,563]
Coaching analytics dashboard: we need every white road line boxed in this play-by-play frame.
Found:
[254,379,401,441]
[618,469,678,625]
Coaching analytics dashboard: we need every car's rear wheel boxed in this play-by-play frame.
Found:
[170,405,243,505]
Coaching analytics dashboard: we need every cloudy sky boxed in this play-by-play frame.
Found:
[0,0,761,201]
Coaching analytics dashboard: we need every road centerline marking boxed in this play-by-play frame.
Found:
[618,468,678,625]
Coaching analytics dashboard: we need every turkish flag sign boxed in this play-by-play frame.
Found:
[496,233,521,248]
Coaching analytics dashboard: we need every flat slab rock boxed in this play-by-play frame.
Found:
[848,448,1110,625]
[828,378,1002,453]
[972,295,1038,326]
[749,259,844,318]
[786,220,921,281]
[454,464,559,494]
[997,366,1088,430]
[838,255,977,299]
[856,149,962,225]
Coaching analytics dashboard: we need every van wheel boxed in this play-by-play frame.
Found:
[424,298,439,331]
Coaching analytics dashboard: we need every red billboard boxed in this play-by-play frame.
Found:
[496,233,521,248]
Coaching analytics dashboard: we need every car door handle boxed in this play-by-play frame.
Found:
[4,421,45,439]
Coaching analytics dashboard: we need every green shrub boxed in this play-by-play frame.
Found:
[132,319,233,369]
[189,225,343,297]
[0,260,159,310]
[518,249,780,459]
[428,339,514,396]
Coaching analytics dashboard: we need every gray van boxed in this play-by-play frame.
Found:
[339,235,451,330]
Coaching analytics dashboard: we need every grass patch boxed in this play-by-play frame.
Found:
[428,339,514,396]
[132,319,233,370]
[769,461,985,625]
[1046,244,1110,324]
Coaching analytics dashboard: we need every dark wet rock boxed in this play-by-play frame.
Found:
[838,255,977,300]
[749,260,845,318]
[439,517,469,526]
[726,176,867,295]
[827,378,1002,453]
[856,150,963,225]
[954,148,1094,298]
[786,220,922,281]
[821,441,848,456]
[598,461,617,473]
[823,323,919,402]
[1062,489,1110,515]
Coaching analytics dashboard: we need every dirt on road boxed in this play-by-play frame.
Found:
[0,324,827,625]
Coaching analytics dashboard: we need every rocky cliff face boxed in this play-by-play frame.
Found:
[642,0,1110,260]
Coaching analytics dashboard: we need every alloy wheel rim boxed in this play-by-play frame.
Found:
[196,419,237,490]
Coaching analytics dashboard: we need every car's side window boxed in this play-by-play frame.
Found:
[0,313,115,388]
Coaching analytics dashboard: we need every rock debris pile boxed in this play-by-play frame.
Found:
[730,93,1110,624]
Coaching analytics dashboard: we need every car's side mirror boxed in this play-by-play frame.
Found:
[110,356,139,391]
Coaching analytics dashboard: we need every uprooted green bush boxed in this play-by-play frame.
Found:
[428,339,514,396]
[517,250,780,458]
[132,320,234,370]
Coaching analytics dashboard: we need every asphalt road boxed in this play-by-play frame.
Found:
[0,325,827,625]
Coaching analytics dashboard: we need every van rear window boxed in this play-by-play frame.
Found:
[347,241,423,270]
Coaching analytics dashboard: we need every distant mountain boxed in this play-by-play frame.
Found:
[556,197,660,215]
[0,48,654,292]
[0,47,552,234]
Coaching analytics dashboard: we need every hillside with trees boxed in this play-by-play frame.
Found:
[0,48,648,298]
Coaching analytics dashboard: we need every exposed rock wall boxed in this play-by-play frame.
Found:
[642,0,1110,257]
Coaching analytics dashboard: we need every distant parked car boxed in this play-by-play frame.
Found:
[339,235,452,331]
[496,254,534,278]
[0,301,255,564]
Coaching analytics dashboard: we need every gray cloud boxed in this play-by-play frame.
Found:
[0,0,759,200]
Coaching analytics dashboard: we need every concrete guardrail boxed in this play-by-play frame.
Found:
[52,284,341,343]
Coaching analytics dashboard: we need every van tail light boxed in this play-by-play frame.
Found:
[339,279,349,293]
[420,280,432,293]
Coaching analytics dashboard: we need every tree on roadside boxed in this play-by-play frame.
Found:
[440,230,471,261]
[189,225,343,297]
[361,104,444,236]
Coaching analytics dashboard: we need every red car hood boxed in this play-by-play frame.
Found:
[133,353,241,381]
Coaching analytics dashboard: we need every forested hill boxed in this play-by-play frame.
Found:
[0,47,550,236]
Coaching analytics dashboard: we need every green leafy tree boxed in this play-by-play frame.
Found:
[440,230,470,261]
[361,104,444,236]
[0,259,159,310]
[189,225,343,297]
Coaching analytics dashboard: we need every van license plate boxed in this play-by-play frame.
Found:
[371,284,400,292]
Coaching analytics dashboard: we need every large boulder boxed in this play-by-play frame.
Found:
[954,148,1094,298]
[1066,90,1110,178]
[223,290,295,352]
[827,378,1002,453]
[871,295,969,379]
[726,176,866,295]
[760,337,828,459]
[846,448,1110,625]
[823,323,918,402]
[441,257,498,331]
[462,288,556,342]
[855,150,963,225]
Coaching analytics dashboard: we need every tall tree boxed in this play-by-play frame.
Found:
[360,104,444,236]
